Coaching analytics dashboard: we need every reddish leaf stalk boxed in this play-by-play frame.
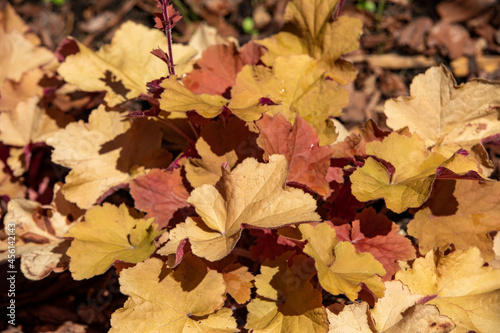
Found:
[155,116,195,145]
[161,0,176,76]
[334,0,347,18]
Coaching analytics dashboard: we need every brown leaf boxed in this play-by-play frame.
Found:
[437,0,496,23]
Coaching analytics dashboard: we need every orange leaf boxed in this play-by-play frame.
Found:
[183,42,264,96]
[130,168,190,228]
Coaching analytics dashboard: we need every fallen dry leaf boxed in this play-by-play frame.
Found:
[0,186,81,280]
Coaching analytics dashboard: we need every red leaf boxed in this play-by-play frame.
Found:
[256,114,333,195]
[153,2,182,31]
[151,48,170,66]
[130,168,190,228]
[183,42,265,96]
[249,229,301,261]
[331,119,391,158]
[334,208,416,281]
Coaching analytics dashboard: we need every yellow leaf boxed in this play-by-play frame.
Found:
[382,304,455,333]
[159,75,228,118]
[158,155,320,261]
[58,21,196,106]
[299,223,386,301]
[46,106,171,209]
[0,195,77,280]
[350,132,481,213]
[258,0,362,84]
[396,247,500,333]
[0,159,25,198]
[327,281,455,332]
[0,4,55,85]
[110,256,237,332]
[491,233,500,269]
[0,66,70,149]
[229,55,349,144]
[384,65,500,157]
[246,253,328,333]
[0,96,66,147]
[65,203,163,280]
[327,302,372,333]
[409,180,500,261]
[158,75,269,120]
[371,281,423,332]
[185,138,238,188]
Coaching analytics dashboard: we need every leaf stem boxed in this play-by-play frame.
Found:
[155,116,194,145]
[161,0,176,76]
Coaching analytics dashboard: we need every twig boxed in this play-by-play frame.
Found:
[154,115,195,145]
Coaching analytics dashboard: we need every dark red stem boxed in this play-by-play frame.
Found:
[335,0,347,18]
[154,116,195,145]
[161,0,176,76]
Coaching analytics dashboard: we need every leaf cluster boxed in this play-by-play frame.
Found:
[1,0,500,332]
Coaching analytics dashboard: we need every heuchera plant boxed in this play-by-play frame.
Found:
[1,0,500,332]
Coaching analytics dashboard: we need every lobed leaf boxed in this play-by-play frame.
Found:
[159,155,320,261]
[258,0,362,84]
[47,106,172,209]
[65,203,163,280]
[58,21,196,106]
[0,195,78,280]
[230,55,349,144]
[110,256,237,332]
[396,247,500,332]
[385,65,500,157]
[130,168,190,228]
[256,114,333,195]
[350,132,482,213]
[246,253,328,332]
[185,137,239,188]
[408,179,500,261]
[299,223,386,301]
